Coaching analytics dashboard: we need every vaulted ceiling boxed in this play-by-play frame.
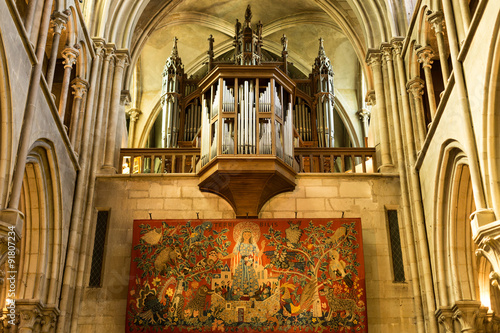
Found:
[79,0,409,90]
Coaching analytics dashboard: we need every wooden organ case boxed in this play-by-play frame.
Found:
[159,5,338,217]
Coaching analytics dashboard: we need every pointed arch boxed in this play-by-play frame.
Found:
[16,140,63,306]
[0,28,13,209]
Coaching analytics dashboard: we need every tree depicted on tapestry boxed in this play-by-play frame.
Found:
[127,219,366,333]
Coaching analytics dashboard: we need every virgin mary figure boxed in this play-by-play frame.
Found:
[219,221,266,297]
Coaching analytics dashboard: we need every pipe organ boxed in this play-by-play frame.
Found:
[200,76,294,168]
[156,5,341,216]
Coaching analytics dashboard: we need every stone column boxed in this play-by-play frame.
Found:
[417,46,438,118]
[23,0,39,36]
[392,39,439,333]
[382,42,426,332]
[428,11,450,83]
[102,50,130,171]
[55,39,106,333]
[69,78,88,149]
[46,11,68,91]
[4,0,54,216]
[406,77,427,149]
[356,108,370,146]
[58,46,80,121]
[127,108,142,147]
[366,50,393,171]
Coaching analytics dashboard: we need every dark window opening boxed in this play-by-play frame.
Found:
[89,210,109,287]
[387,210,405,282]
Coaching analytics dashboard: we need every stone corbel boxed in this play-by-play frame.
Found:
[40,306,60,333]
[121,90,132,107]
[436,306,454,333]
[452,301,482,332]
[484,312,500,332]
[365,90,376,107]
[473,209,500,290]
[17,301,43,332]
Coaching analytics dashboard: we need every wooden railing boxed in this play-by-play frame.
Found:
[119,147,377,175]
[119,148,200,174]
[294,147,377,173]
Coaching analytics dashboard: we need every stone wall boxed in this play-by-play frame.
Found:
[78,173,416,333]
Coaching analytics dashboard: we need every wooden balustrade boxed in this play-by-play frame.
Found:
[119,147,376,175]
[294,147,377,173]
[119,148,200,174]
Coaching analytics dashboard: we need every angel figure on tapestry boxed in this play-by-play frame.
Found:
[218,221,267,298]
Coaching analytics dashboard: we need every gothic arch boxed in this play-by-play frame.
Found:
[15,140,63,306]
[433,141,485,309]
[484,11,500,217]
[0,28,13,209]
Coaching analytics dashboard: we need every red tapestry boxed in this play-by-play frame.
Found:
[127,219,367,332]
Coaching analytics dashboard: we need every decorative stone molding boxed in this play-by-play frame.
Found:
[61,47,79,69]
[71,78,88,100]
[436,307,454,333]
[416,46,435,69]
[406,77,425,99]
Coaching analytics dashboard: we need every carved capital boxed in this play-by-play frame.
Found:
[71,78,88,100]
[428,10,445,35]
[406,77,425,99]
[19,307,42,330]
[391,38,404,57]
[416,46,435,69]
[436,307,454,333]
[61,47,79,69]
[484,312,500,332]
[50,11,68,35]
[366,50,382,68]
[92,38,106,58]
[357,108,371,122]
[104,44,116,61]
[452,301,482,332]
[121,90,132,106]
[40,306,59,333]
[115,50,130,70]
[127,108,142,122]
[365,90,376,107]
[380,43,393,63]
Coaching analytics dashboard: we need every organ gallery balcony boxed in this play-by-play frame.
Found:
[196,65,297,217]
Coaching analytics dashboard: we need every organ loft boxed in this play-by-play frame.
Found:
[123,5,372,217]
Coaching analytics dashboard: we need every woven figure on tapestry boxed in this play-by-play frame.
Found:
[232,235,260,296]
